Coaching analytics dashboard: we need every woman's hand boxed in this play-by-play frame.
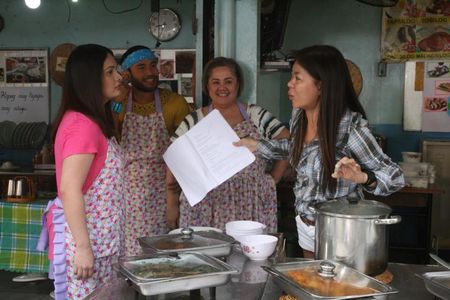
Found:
[332,157,368,184]
[233,137,258,153]
[73,245,94,280]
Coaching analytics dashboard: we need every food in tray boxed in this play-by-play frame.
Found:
[425,97,448,111]
[285,268,378,297]
[437,82,450,93]
[278,294,298,300]
[153,240,198,250]
[134,262,218,279]
[428,63,449,77]
[418,32,450,52]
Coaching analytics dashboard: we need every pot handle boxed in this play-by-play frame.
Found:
[374,215,402,225]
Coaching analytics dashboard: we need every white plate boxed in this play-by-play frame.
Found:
[168,226,223,235]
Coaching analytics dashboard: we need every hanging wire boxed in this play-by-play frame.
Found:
[102,0,143,14]
[65,0,72,22]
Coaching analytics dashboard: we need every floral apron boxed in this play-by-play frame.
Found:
[179,104,278,233]
[39,138,124,300]
[121,89,170,256]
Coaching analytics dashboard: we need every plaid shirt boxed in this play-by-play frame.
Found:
[257,109,405,220]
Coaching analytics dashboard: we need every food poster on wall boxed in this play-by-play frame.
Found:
[381,0,450,62]
[422,60,450,131]
[0,49,49,123]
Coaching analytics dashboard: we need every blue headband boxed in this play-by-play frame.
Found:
[121,48,157,70]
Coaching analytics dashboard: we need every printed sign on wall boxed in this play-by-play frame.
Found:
[422,60,450,132]
[0,48,49,123]
[381,1,450,62]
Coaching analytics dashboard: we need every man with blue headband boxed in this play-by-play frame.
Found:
[113,45,190,256]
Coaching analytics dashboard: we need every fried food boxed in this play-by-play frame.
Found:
[425,97,448,111]
[285,268,378,297]
[437,82,450,93]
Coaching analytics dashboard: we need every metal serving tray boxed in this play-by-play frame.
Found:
[263,260,398,300]
[138,228,235,257]
[421,271,450,300]
[114,252,238,296]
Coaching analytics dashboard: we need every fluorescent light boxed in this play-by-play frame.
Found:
[72,0,78,2]
[25,0,41,9]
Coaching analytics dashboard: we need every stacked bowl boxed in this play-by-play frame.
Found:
[225,220,266,242]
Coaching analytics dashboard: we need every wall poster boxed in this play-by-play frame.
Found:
[422,60,450,131]
[0,48,49,123]
[381,1,450,62]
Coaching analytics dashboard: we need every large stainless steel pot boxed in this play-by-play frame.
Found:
[309,198,401,276]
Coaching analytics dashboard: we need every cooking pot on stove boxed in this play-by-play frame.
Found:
[309,198,401,276]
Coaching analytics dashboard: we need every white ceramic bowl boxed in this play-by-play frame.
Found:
[402,152,422,163]
[225,220,266,233]
[239,234,278,261]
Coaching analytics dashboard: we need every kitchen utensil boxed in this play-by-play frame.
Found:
[225,220,266,242]
[430,253,450,270]
[401,151,422,163]
[310,198,401,275]
[239,234,278,261]
[263,260,398,300]
[420,271,450,300]
[6,176,36,203]
[114,252,238,296]
[169,226,222,234]
[138,228,235,257]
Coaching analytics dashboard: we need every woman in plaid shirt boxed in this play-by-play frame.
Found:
[236,45,404,258]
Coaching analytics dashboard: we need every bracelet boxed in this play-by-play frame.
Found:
[364,171,377,187]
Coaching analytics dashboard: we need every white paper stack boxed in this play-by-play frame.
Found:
[163,109,255,206]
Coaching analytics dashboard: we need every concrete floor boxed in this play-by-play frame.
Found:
[0,271,53,300]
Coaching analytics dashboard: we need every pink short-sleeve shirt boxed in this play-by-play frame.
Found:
[54,111,108,196]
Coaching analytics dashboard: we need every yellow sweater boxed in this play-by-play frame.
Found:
[116,88,191,136]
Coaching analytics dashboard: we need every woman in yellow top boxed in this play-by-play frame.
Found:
[112,46,190,256]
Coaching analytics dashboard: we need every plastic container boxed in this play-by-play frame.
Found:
[402,152,422,163]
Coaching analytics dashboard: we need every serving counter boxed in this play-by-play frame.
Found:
[85,251,447,300]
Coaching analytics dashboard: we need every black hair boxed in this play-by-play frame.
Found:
[52,44,116,141]
[290,45,366,194]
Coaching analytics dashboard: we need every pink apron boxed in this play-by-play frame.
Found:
[179,104,278,233]
[40,137,124,300]
[121,89,170,256]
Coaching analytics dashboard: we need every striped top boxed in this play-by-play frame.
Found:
[172,103,286,140]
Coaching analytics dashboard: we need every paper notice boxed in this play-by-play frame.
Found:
[163,109,255,206]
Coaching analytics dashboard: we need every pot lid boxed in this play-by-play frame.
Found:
[138,228,235,252]
[117,252,235,282]
[315,199,392,218]
[264,260,397,298]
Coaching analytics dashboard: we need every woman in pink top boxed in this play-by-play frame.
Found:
[39,44,124,300]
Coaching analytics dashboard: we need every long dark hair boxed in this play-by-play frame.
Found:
[202,57,244,98]
[52,44,116,141]
[290,45,366,194]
